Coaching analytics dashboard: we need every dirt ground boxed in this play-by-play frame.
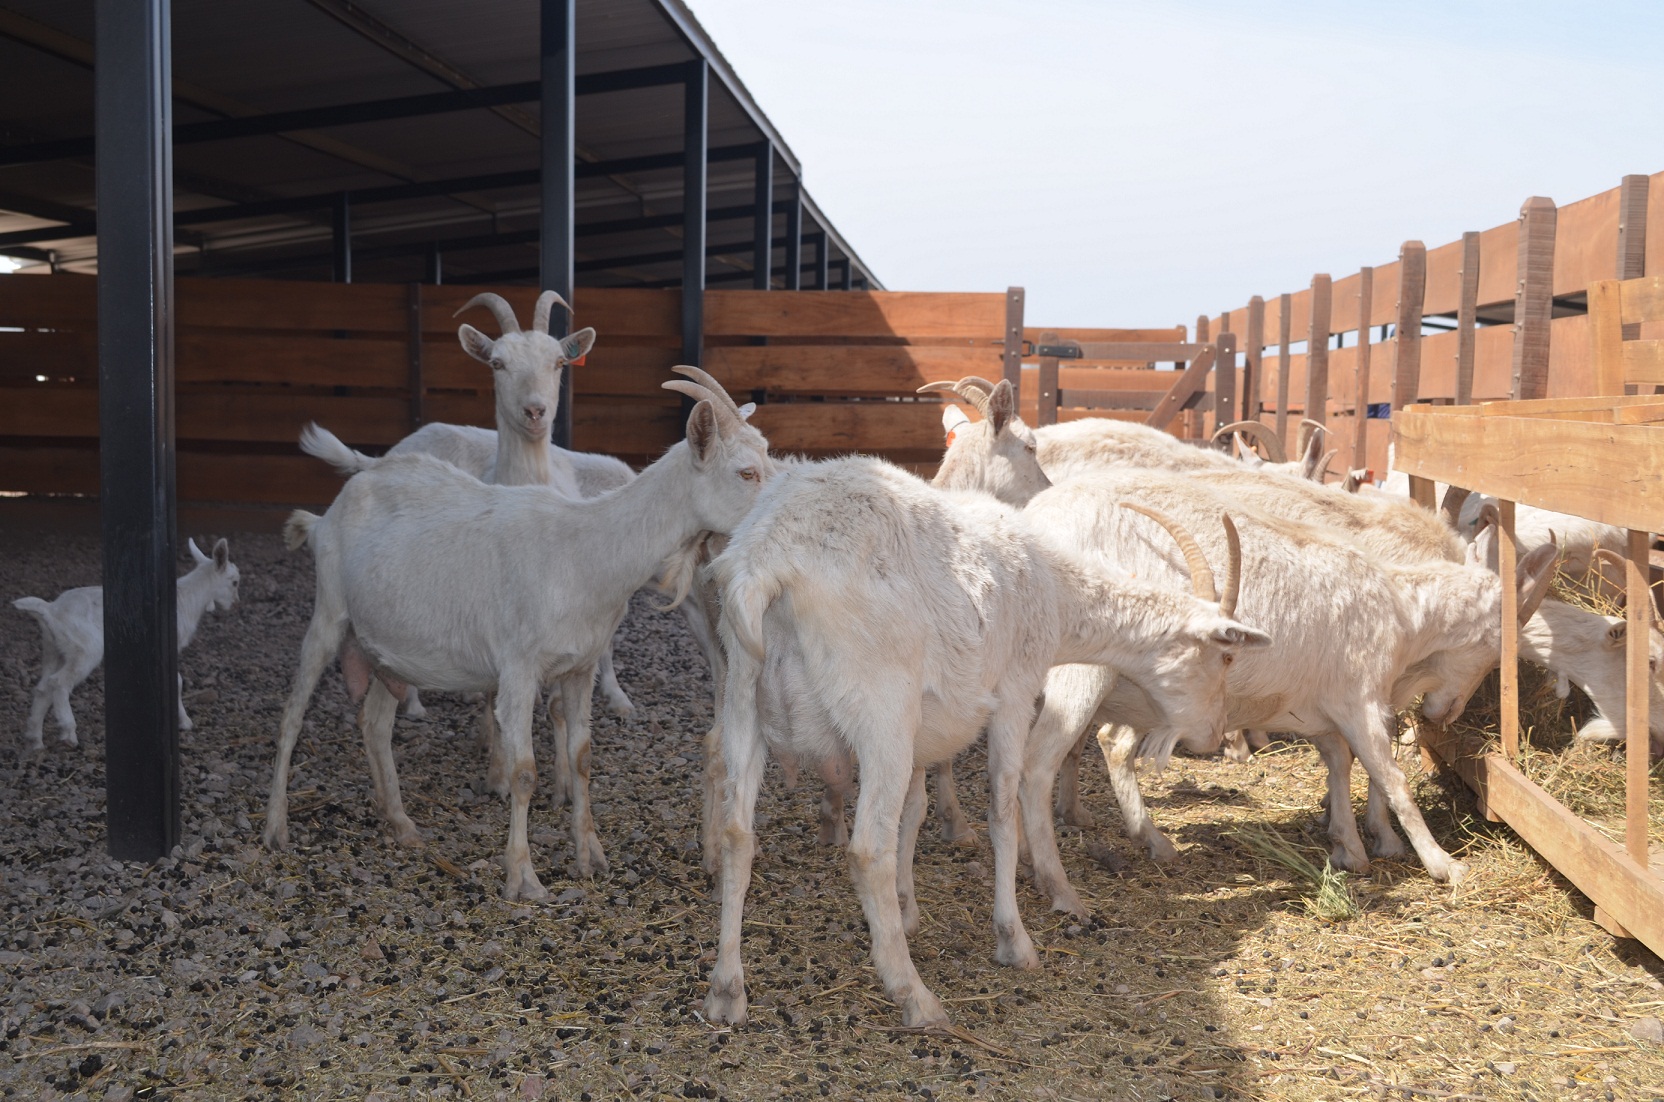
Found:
[2,499,1663,1101]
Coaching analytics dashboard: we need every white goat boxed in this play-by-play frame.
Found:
[1013,470,1558,905]
[1214,418,1335,482]
[16,538,240,751]
[703,454,1267,1027]
[266,372,772,899]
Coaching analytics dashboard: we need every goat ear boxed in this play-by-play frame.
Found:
[1608,622,1628,646]
[988,379,1016,435]
[1470,521,1497,572]
[1211,622,1271,649]
[686,400,719,466]
[458,324,495,364]
[188,537,209,565]
[942,404,970,433]
[213,538,230,570]
[560,327,597,363]
[1515,541,1559,624]
[737,401,757,420]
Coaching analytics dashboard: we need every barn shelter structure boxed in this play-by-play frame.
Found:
[0,0,884,862]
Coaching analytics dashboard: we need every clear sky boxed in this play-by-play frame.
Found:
[685,0,1664,331]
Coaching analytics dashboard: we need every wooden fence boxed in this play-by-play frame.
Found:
[0,277,1183,504]
[1196,169,1664,476]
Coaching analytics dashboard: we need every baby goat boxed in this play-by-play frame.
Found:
[16,538,240,750]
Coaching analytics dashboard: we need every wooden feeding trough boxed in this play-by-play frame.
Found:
[1393,273,1664,957]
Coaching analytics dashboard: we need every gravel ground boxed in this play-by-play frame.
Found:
[3,501,1663,1101]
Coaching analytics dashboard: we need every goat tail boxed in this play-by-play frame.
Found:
[299,422,377,476]
[720,563,779,662]
[283,510,321,552]
[12,596,50,620]
[652,537,704,612]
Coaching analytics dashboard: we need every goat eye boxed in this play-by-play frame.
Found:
[1222,654,1234,666]
[489,359,505,371]
[739,468,759,482]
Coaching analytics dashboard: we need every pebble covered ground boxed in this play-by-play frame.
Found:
[2,499,1663,1101]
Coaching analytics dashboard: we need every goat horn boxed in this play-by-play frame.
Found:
[1211,420,1286,463]
[1589,547,1654,623]
[453,292,521,335]
[1296,417,1327,454]
[1517,532,1559,625]
[531,290,572,334]
[1121,502,1217,603]
[1476,502,1502,532]
[955,375,998,395]
[917,379,992,418]
[1317,448,1339,481]
[1219,513,1242,618]
[670,365,745,420]
[661,379,722,409]
[1438,485,1471,527]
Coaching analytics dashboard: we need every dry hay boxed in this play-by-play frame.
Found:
[1,503,1662,1101]
[1440,566,1664,856]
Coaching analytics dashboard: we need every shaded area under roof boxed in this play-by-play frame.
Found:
[0,0,882,289]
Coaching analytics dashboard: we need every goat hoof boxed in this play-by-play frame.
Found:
[901,991,949,1028]
[816,819,847,846]
[392,822,425,849]
[1145,834,1179,863]
[900,899,920,938]
[57,732,79,749]
[502,869,550,903]
[705,977,748,1027]
[940,820,980,847]
[1328,846,1370,874]
[1368,831,1408,860]
[607,695,635,718]
[994,925,1039,970]
[1437,859,1470,886]
[261,822,289,851]
[179,717,193,733]
[1059,806,1095,829]
[1049,888,1090,919]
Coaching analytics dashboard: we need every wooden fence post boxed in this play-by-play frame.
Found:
[1245,295,1264,421]
[1305,274,1331,427]
[1511,196,1557,400]
[1617,176,1648,365]
[1195,314,1210,342]
[1214,332,1237,430]
[407,282,425,430]
[1352,267,1372,469]
[1455,232,1480,406]
[1275,292,1291,439]
[1003,286,1024,393]
[1037,330,1059,427]
[1391,240,1427,411]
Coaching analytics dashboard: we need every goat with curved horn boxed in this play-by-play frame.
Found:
[670,365,746,419]
[454,292,521,335]
[1211,420,1286,464]
[1438,486,1471,527]
[1121,502,1217,602]
[1296,417,1328,456]
[1218,513,1242,617]
[532,290,572,335]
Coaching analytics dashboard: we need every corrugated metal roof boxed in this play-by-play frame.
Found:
[0,0,881,288]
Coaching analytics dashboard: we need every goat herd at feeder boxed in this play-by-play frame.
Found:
[14,291,1664,1032]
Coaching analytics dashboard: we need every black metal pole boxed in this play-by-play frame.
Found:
[812,230,828,290]
[751,142,772,290]
[96,0,178,861]
[425,244,443,286]
[838,256,851,291]
[680,59,707,369]
[540,0,575,449]
[332,192,351,283]
[783,177,801,291]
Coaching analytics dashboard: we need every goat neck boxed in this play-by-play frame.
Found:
[492,419,556,487]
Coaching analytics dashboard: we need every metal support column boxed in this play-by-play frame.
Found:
[425,244,443,286]
[96,0,178,861]
[812,230,828,290]
[751,142,772,290]
[332,192,351,283]
[838,256,851,291]
[783,176,801,291]
[681,59,708,369]
[540,0,575,448]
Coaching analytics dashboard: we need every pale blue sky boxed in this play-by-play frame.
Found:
[687,0,1664,330]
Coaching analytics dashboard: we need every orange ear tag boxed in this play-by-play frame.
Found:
[944,430,956,447]
[571,355,587,366]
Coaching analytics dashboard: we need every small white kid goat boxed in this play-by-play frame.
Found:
[702,454,1267,1027]
[267,371,772,900]
[16,538,240,751]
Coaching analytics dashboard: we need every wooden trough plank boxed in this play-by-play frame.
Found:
[706,290,1005,340]
[1392,407,1664,533]
[1419,721,1664,959]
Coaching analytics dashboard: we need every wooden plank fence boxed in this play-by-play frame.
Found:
[1196,168,1664,478]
